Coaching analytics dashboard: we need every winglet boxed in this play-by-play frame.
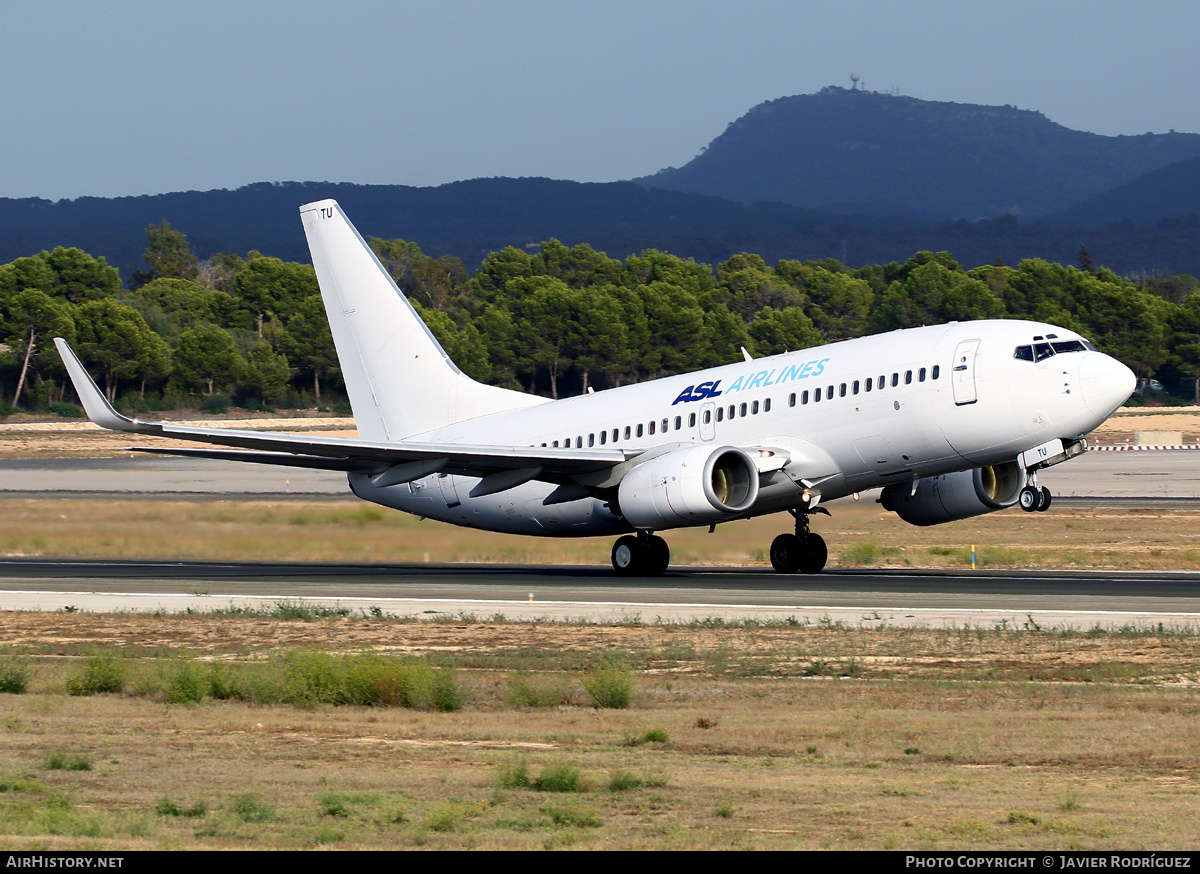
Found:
[53,337,141,432]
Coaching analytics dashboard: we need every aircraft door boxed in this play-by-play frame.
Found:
[700,403,716,441]
[951,339,981,406]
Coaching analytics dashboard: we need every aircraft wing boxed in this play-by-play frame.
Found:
[54,338,630,480]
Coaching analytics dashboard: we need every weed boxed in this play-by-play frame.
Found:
[841,542,881,565]
[1007,811,1042,825]
[582,663,634,709]
[231,794,274,823]
[423,802,466,832]
[156,797,207,817]
[904,747,921,755]
[65,654,127,696]
[624,726,670,746]
[715,800,735,818]
[318,792,379,818]
[0,658,30,694]
[695,717,718,729]
[42,752,93,772]
[1060,792,1082,812]
[495,758,531,790]
[532,760,585,793]
[607,770,643,792]
[505,672,567,708]
[543,801,602,828]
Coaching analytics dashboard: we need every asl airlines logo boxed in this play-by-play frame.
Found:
[670,357,831,405]
[672,380,723,405]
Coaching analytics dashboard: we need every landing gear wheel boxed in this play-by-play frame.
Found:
[799,532,828,574]
[1018,486,1039,512]
[770,533,803,574]
[1036,486,1052,512]
[646,535,670,576]
[611,535,644,576]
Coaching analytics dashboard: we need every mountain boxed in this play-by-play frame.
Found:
[1051,156,1200,227]
[635,87,1200,221]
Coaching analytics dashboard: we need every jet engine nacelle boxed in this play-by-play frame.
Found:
[879,461,1026,527]
[618,445,759,530]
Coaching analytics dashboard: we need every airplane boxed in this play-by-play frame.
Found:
[54,199,1137,576]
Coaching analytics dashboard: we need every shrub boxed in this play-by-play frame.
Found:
[48,402,84,418]
[231,794,274,823]
[607,770,643,792]
[0,659,30,694]
[505,672,567,708]
[496,757,531,790]
[65,655,127,696]
[624,727,669,746]
[532,760,585,793]
[200,394,230,414]
[581,664,634,709]
[42,752,92,772]
[156,797,207,817]
[165,663,209,704]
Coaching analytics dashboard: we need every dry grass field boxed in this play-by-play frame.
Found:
[0,612,1199,851]
[2,496,1200,571]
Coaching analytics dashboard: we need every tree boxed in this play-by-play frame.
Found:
[241,341,290,404]
[173,324,240,396]
[130,221,199,288]
[4,289,75,407]
[233,257,317,337]
[74,299,167,401]
[275,295,339,405]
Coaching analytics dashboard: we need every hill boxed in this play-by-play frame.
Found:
[635,86,1200,220]
[1052,156,1200,227]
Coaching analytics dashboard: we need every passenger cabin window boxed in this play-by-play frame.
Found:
[717,407,724,422]
[576,436,583,448]
[636,424,643,437]
[675,415,682,430]
[612,428,618,443]
[865,377,873,391]
[815,387,822,402]
[788,393,796,407]
[599,431,606,445]
[839,383,847,398]
[588,434,594,447]
[703,410,711,424]
[688,413,696,427]
[763,398,771,412]
[853,380,860,394]
[751,400,759,414]
[932,365,940,379]
[905,370,913,384]
[552,440,559,447]
[919,367,926,382]
[801,390,809,405]
[891,373,899,387]
[662,418,668,433]
[739,403,747,417]
[648,421,656,435]
[727,405,735,419]
[624,426,631,440]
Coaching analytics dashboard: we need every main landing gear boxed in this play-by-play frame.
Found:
[769,507,829,574]
[611,530,671,577]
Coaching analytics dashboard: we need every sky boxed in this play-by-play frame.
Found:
[3,0,1200,201]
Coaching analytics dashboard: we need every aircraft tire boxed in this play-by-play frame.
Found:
[611,535,644,576]
[646,535,671,576]
[1018,486,1039,512]
[799,532,828,574]
[770,533,803,574]
[1036,486,1052,512]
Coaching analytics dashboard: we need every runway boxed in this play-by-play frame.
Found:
[0,557,1197,629]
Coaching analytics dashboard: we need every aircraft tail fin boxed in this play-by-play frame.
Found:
[300,200,534,441]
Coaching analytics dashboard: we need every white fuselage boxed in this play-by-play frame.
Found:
[349,319,1133,536]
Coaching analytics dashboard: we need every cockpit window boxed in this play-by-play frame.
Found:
[1051,340,1087,354]
[1014,345,1034,362]
[1034,343,1055,362]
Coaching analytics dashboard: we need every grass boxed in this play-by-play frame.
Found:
[8,496,1200,571]
[1,612,1200,847]
[0,659,30,694]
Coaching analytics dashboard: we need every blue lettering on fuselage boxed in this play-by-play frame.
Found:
[670,357,831,403]
[671,380,723,405]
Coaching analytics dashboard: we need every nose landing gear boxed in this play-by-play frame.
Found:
[769,507,829,574]
[611,530,671,576]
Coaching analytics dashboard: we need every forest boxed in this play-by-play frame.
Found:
[1,221,1197,418]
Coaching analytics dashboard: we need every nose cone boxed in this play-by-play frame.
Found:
[1079,353,1136,418]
